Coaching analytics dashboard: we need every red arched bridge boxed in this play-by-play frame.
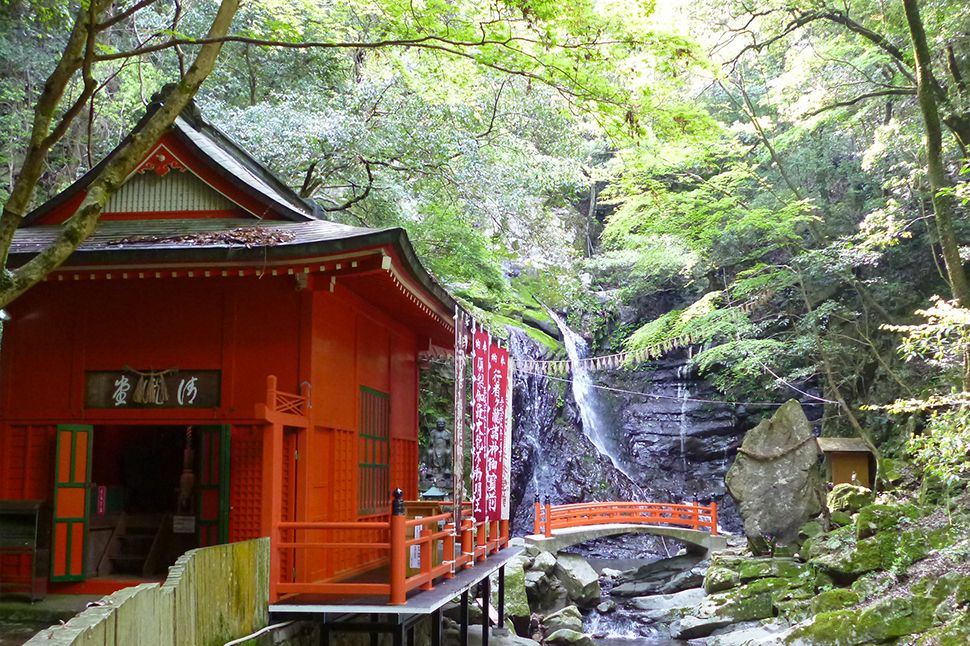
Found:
[526,499,728,554]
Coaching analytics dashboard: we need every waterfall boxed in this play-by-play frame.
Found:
[548,310,636,481]
[508,330,558,510]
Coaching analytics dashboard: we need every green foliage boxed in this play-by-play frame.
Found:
[581,234,699,299]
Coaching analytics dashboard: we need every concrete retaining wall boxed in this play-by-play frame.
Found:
[26,538,270,646]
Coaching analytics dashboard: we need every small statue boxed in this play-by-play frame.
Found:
[427,418,452,472]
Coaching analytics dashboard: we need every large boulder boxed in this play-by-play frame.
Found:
[525,570,568,614]
[553,554,601,608]
[491,563,530,625]
[725,400,825,554]
[610,554,704,597]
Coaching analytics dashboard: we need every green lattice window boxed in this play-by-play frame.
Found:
[359,387,390,515]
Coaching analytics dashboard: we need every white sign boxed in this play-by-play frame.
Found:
[410,517,422,569]
[173,515,196,534]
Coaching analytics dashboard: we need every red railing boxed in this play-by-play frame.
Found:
[264,375,310,417]
[534,499,718,537]
[271,493,508,604]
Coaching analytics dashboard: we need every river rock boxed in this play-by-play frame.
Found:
[543,629,596,646]
[553,554,601,608]
[443,622,543,646]
[533,551,557,574]
[725,400,825,554]
[701,618,793,646]
[630,587,706,623]
[525,570,568,614]
[542,606,583,634]
[610,554,704,597]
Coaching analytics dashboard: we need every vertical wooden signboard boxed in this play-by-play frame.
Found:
[453,309,470,530]
[51,425,93,582]
[471,327,490,522]
[501,356,514,522]
[486,342,509,522]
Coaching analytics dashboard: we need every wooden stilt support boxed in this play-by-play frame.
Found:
[432,608,442,646]
[390,489,407,605]
[498,565,506,629]
[460,590,469,646]
[481,578,490,646]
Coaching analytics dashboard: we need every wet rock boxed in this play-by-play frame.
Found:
[630,587,706,622]
[610,554,703,597]
[525,570,568,614]
[541,606,583,634]
[532,551,557,574]
[553,554,600,608]
[700,618,793,646]
[443,622,542,646]
[595,601,615,614]
[725,400,825,554]
[543,629,595,646]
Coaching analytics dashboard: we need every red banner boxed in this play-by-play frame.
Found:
[486,343,509,522]
[471,329,490,522]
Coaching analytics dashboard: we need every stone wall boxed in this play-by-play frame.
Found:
[25,538,269,646]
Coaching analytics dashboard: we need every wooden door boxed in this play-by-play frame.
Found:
[197,425,230,546]
[51,425,92,581]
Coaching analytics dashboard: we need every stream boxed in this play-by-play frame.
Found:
[506,315,745,645]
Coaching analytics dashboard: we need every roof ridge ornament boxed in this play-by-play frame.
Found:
[136,143,188,176]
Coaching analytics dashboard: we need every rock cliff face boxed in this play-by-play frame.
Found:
[507,328,750,542]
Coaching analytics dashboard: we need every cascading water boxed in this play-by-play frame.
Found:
[548,310,636,481]
[507,328,565,534]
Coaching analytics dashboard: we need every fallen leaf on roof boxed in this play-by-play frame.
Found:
[108,228,297,248]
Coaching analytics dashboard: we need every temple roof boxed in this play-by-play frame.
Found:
[12,99,458,344]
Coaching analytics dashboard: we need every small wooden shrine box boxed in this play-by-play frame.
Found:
[816,438,876,488]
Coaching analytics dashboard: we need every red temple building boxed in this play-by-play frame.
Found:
[1,99,513,632]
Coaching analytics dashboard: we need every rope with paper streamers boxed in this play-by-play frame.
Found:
[513,292,771,376]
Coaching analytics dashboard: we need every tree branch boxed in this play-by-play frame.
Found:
[801,87,915,117]
[1,0,242,308]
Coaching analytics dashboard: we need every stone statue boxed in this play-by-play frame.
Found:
[428,418,452,472]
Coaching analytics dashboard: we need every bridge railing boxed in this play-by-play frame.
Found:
[534,500,718,537]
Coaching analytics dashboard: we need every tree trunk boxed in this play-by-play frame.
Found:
[0,0,241,308]
[903,0,970,308]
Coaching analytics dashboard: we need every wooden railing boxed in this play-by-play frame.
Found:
[264,375,309,418]
[534,498,718,537]
[272,491,508,604]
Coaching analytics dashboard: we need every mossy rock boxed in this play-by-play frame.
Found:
[811,528,930,580]
[788,595,940,645]
[955,576,970,607]
[830,510,852,527]
[855,503,926,540]
[850,571,895,601]
[775,598,813,623]
[810,588,861,614]
[798,519,825,541]
[912,611,970,646]
[806,524,856,561]
[703,566,740,594]
[828,484,874,514]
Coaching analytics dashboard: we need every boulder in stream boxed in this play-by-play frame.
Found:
[725,400,825,555]
[553,554,601,608]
